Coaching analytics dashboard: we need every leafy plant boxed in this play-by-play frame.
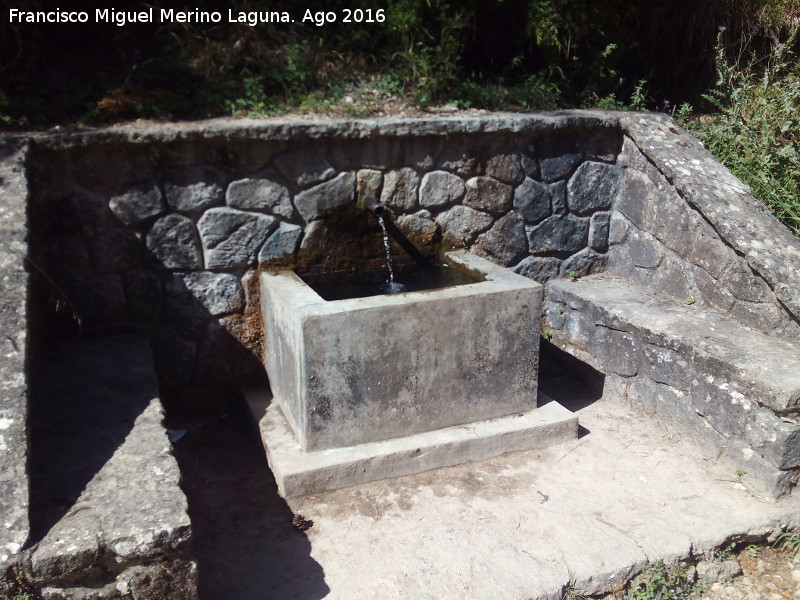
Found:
[744,544,761,558]
[622,562,701,600]
[715,542,736,560]
[560,581,589,600]
[774,531,800,558]
[567,270,580,282]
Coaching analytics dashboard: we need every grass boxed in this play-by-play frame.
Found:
[774,531,800,558]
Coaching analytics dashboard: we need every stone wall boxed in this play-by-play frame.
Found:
[25,113,625,401]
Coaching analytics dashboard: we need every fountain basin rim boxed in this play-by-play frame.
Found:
[261,251,540,314]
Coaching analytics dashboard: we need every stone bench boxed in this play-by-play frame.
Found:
[18,335,198,600]
[543,274,800,498]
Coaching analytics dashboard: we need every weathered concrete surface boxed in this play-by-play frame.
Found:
[21,335,197,599]
[544,274,800,498]
[247,388,577,498]
[261,251,543,451]
[256,393,800,600]
[0,137,29,592]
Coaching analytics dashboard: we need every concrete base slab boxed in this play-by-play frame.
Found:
[246,389,578,498]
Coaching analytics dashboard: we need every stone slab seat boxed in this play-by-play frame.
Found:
[543,274,800,499]
[21,334,198,600]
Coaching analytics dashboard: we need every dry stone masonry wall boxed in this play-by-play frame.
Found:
[16,111,800,500]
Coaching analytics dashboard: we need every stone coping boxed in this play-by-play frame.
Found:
[0,138,29,586]
[30,110,622,148]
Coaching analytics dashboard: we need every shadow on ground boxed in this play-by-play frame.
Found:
[538,339,604,438]
[171,399,329,600]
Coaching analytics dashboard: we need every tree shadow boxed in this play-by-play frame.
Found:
[171,398,329,600]
[24,320,157,545]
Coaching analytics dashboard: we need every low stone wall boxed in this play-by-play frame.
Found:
[26,112,626,399]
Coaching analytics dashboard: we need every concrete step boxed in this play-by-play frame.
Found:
[544,273,800,498]
[22,334,198,600]
[246,387,578,498]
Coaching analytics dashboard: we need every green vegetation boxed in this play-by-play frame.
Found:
[1,1,798,241]
[681,24,800,239]
[621,562,702,600]
[774,531,800,558]
[1,0,796,125]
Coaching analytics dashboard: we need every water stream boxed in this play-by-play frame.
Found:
[377,215,406,294]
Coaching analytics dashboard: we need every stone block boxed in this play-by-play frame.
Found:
[226,173,292,219]
[395,210,438,245]
[626,230,664,269]
[273,147,335,188]
[688,228,734,280]
[46,240,92,281]
[419,170,465,209]
[164,165,224,213]
[694,267,735,312]
[294,171,355,222]
[583,128,623,163]
[535,137,582,182]
[145,214,203,270]
[380,168,419,212]
[464,176,513,214]
[172,271,244,317]
[437,145,480,177]
[402,136,443,170]
[485,152,524,184]
[527,214,589,255]
[197,208,277,269]
[559,248,607,278]
[519,154,540,179]
[73,146,155,192]
[66,274,128,324]
[514,177,551,224]
[596,327,638,377]
[260,251,543,451]
[436,205,494,246]
[258,221,302,263]
[617,169,656,232]
[641,344,693,390]
[719,260,774,304]
[474,211,528,267]
[513,256,562,283]
[567,162,623,216]
[109,183,165,225]
[589,212,611,252]
[356,169,383,196]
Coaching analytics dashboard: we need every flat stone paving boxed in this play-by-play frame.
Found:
[176,367,800,600]
[282,395,799,599]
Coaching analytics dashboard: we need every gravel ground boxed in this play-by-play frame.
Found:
[693,546,800,600]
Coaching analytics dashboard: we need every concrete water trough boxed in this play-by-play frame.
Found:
[250,250,578,497]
